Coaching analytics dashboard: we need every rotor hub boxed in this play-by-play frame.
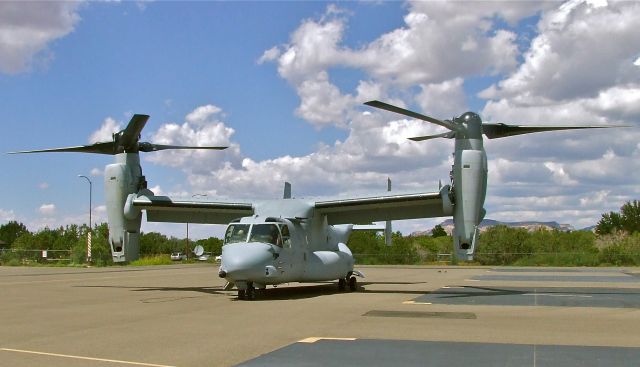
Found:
[454,112,483,139]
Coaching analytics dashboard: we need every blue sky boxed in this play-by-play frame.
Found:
[1,1,639,239]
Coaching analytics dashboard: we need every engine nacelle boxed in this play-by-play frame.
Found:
[452,146,487,260]
[104,153,144,262]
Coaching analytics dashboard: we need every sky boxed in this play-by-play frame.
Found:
[0,0,639,240]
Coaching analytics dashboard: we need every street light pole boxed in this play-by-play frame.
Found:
[78,175,92,263]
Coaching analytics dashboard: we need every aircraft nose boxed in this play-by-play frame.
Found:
[220,243,273,281]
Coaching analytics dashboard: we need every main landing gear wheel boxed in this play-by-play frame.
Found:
[348,276,357,291]
[338,278,346,291]
[246,285,256,301]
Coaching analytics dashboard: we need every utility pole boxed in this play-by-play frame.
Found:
[78,175,92,263]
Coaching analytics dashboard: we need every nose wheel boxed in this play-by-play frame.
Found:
[348,276,357,291]
[338,276,357,292]
[237,282,257,300]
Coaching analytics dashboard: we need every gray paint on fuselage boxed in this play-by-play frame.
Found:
[220,200,356,287]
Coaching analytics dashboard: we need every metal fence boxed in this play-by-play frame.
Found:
[0,248,72,264]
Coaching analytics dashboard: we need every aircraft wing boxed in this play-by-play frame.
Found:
[315,189,450,225]
[131,195,254,224]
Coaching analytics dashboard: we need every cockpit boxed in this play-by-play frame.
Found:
[224,223,291,247]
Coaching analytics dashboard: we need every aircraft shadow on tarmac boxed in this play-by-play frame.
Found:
[74,281,429,301]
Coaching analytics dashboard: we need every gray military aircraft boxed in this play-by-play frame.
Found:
[10,102,620,300]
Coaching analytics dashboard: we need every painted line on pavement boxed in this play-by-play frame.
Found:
[298,337,357,343]
[0,348,175,367]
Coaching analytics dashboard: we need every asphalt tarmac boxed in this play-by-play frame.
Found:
[1,265,639,366]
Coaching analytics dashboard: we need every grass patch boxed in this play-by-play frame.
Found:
[511,253,600,267]
[129,255,173,266]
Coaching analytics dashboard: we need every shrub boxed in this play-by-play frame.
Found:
[130,255,173,266]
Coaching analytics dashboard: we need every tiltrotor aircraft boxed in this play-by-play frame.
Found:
[11,101,619,299]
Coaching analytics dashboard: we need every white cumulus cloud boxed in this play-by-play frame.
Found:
[0,2,82,74]
[89,117,121,144]
[0,208,16,222]
[142,1,638,233]
[145,105,241,172]
[38,204,56,216]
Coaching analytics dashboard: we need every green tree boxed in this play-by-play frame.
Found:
[0,221,29,246]
[596,211,622,235]
[596,200,640,235]
[620,200,640,234]
[195,237,224,256]
[431,224,447,238]
[476,226,531,265]
[12,232,37,250]
[140,232,171,255]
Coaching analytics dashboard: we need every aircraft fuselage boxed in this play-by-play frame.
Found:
[217,207,358,298]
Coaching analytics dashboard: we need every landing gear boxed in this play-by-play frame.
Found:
[338,276,357,292]
[338,278,346,291]
[348,276,357,291]
[246,284,256,300]
[237,283,257,301]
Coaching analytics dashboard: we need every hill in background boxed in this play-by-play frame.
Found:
[411,219,586,237]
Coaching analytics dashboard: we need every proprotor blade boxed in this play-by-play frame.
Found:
[482,123,629,139]
[365,100,456,130]
[8,142,116,155]
[408,131,456,141]
[119,114,150,150]
[137,143,228,152]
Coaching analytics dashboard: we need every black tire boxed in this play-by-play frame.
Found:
[338,278,346,291]
[238,289,246,300]
[247,286,256,301]
[348,276,357,291]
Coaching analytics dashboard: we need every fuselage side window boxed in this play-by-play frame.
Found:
[224,224,250,245]
[249,224,282,246]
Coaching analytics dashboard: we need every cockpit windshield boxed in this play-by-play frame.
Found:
[249,224,281,246]
[224,224,250,244]
[223,223,283,246]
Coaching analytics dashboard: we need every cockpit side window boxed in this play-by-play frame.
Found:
[279,224,291,248]
[224,224,250,245]
[249,224,282,246]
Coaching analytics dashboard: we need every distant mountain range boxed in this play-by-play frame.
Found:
[410,219,595,237]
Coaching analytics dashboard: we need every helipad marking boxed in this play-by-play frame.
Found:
[403,300,432,305]
[298,337,357,343]
[522,293,593,298]
[0,348,175,367]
